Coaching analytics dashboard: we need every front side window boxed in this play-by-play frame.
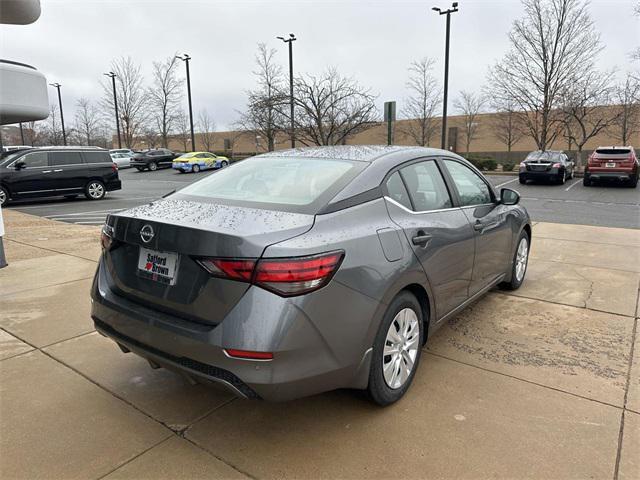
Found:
[179,156,362,212]
[21,152,48,168]
[443,159,493,206]
[400,160,452,211]
[385,171,412,210]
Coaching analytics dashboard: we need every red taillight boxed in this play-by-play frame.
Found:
[112,163,118,172]
[101,224,114,251]
[195,251,344,297]
[519,162,526,168]
[196,258,256,281]
[224,349,273,360]
[255,252,344,296]
[552,162,561,168]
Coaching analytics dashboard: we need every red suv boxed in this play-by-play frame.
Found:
[584,146,638,188]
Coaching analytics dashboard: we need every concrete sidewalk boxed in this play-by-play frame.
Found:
[0,209,638,479]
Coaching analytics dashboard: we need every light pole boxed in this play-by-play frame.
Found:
[103,72,122,149]
[176,54,196,151]
[49,83,67,146]
[19,123,25,144]
[432,2,458,150]
[277,33,296,148]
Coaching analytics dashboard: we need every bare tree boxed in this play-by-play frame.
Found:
[487,0,603,151]
[45,104,63,145]
[401,58,441,146]
[174,112,191,151]
[101,56,147,148]
[197,110,216,152]
[609,73,640,145]
[140,128,160,149]
[238,43,287,151]
[454,90,485,153]
[147,55,183,148]
[73,98,101,146]
[293,68,378,146]
[561,69,616,166]
[489,99,525,153]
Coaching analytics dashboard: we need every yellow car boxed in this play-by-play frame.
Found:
[172,152,229,173]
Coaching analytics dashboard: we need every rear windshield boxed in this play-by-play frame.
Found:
[595,148,631,155]
[525,151,560,162]
[176,156,365,214]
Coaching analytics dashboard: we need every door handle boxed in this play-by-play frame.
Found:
[42,170,52,174]
[412,231,432,246]
[53,169,63,172]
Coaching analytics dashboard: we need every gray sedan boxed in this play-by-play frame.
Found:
[92,146,531,405]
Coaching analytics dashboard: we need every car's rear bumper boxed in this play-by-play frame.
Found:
[90,258,375,401]
[519,169,561,180]
[106,179,121,191]
[586,170,635,181]
[172,162,193,171]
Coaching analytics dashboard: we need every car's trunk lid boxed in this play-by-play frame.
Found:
[105,198,314,325]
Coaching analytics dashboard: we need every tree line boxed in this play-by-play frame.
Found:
[17,0,640,160]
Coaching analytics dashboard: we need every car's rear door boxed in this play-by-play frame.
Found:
[47,151,86,192]
[384,158,475,321]
[441,158,512,296]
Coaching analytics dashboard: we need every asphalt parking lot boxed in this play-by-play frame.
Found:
[5,167,640,229]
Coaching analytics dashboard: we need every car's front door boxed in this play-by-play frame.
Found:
[384,158,476,321]
[9,151,52,197]
[441,158,513,296]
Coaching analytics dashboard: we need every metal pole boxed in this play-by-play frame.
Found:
[52,84,67,146]
[288,40,295,148]
[441,11,451,150]
[111,74,122,148]
[387,117,392,146]
[19,123,25,144]
[185,57,196,152]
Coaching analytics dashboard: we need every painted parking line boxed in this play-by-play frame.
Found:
[45,208,124,218]
[564,179,581,191]
[495,178,519,188]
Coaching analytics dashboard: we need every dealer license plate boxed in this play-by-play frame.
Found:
[137,247,179,285]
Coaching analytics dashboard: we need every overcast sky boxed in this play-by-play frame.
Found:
[1,0,638,130]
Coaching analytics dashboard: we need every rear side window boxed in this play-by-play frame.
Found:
[400,161,452,211]
[385,172,412,210]
[82,151,111,164]
[443,160,493,206]
[178,156,363,213]
[49,152,83,166]
[21,152,48,168]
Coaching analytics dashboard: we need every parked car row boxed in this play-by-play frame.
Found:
[518,146,637,188]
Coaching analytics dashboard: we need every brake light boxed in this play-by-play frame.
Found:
[101,224,115,251]
[112,163,118,172]
[552,162,561,168]
[519,162,526,168]
[195,251,344,297]
[255,252,344,296]
[196,258,256,281]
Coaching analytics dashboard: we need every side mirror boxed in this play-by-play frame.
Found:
[14,160,26,170]
[500,188,520,205]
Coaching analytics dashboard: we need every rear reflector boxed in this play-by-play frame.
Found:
[224,349,274,360]
[195,251,344,297]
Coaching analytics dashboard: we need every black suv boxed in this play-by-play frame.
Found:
[130,149,177,171]
[0,147,121,206]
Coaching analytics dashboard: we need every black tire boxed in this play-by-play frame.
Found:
[568,168,574,180]
[583,174,591,186]
[499,230,530,291]
[0,185,9,207]
[221,160,228,168]
[629,174,638,188]
[519,176,526,185]
[84,180,106,200]
[558,170,566,185]
[192,164,200,173]
[367,291,424,406]
[148,162,158,171]
[136,167,145,172]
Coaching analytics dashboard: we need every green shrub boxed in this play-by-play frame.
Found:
[501,160,516,172]
[462,154,497,171]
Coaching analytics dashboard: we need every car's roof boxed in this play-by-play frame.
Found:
[255,145,449,163]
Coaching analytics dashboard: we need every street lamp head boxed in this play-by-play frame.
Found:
[289,33,296,39]
[176,54,191,61]
[452,2,458,7]
[432,6,441,12]
[103,72,116,78]
[49,82,61,88]
[276,36,285,41]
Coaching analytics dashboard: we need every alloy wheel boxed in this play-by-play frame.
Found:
[88,182,104,199]
[382,308,420,389]
[515,237,529,282]
[0,188,6,206]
